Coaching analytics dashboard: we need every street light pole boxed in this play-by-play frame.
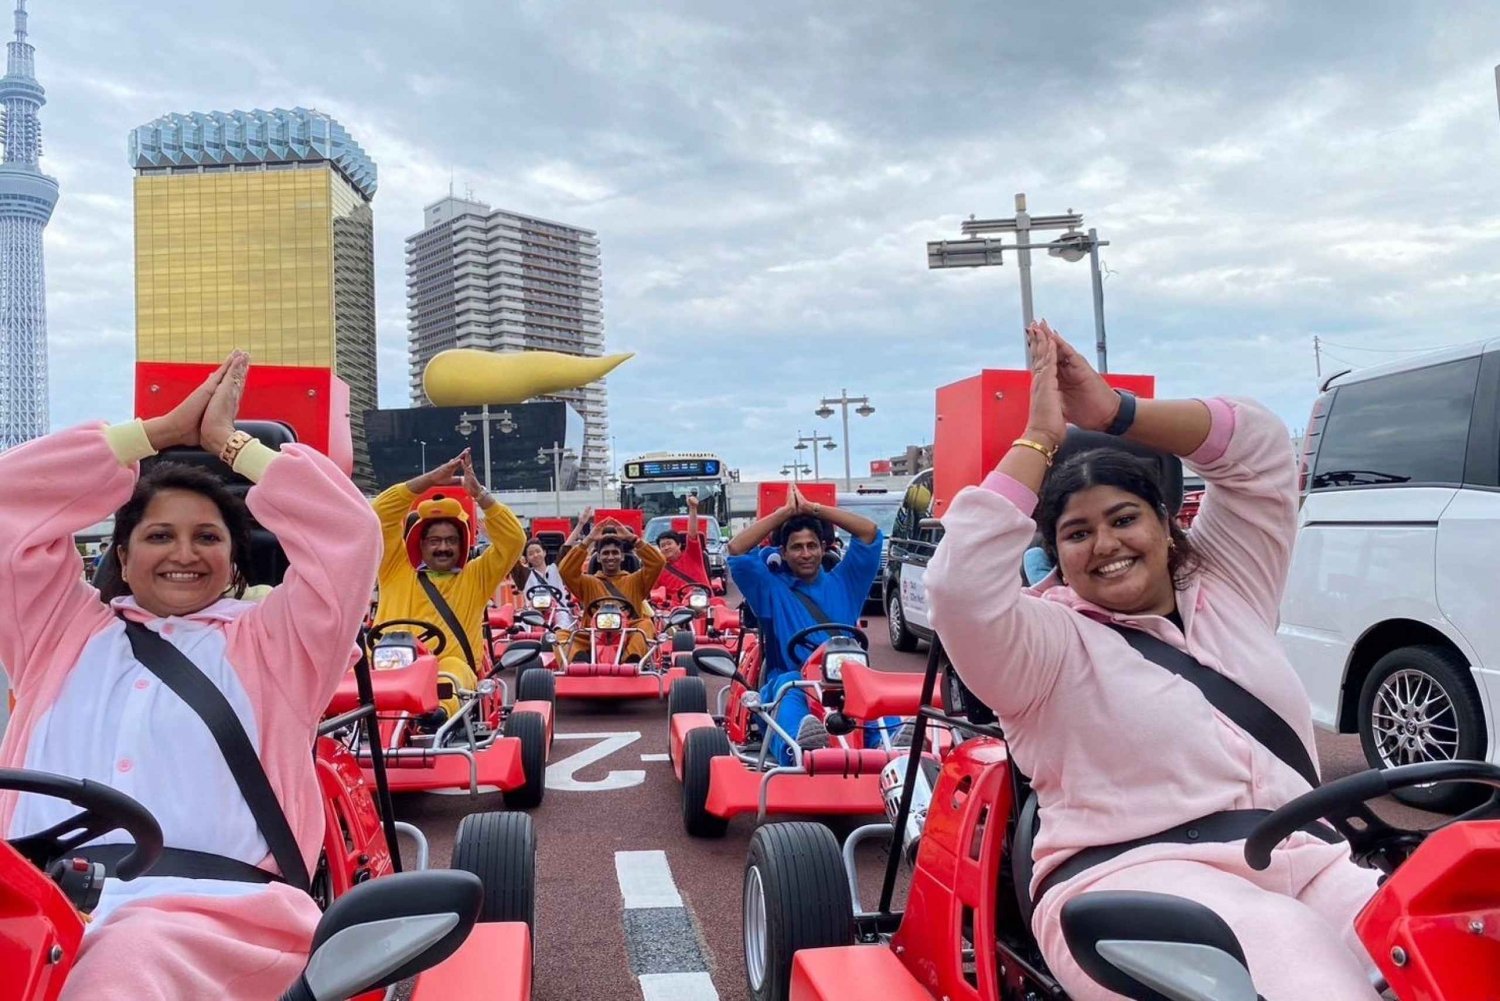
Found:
[418,440,427,473]
[815,391,874,490]
[931,196,1109,370]
[795,430,836,480]
[538,442,574,516]
[456,406,518,493]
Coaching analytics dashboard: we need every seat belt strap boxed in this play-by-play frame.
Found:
[122,621,309,892]
[417,571,478,671]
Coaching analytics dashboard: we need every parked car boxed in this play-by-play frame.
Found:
[833,490,902,610]
[882,469,940,652]
[1279,339,1500,810]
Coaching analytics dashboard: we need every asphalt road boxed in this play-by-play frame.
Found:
[397,612,1440,1001]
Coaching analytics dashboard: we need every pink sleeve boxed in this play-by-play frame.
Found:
[231,445,381,722]
[1184,397,1298,626]
[925,480,1079,719]
[0,424,137,691]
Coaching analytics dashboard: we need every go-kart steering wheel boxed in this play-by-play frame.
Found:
[367,618,448,655]
[1,767,163,880]
[784,622,868,668]
[1245,759,1500,875]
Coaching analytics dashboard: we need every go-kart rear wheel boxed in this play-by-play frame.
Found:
[451,811,536,927]
[672,630,696,653]
[502,710,547,810]
[516,665,556,705]
[743,822,854,1001]
[682,726,730,838]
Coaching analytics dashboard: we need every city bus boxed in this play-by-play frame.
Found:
[619,451,733,522]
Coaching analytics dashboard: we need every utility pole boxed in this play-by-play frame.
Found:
[1314,336,1322,380]
[795,430,836,480]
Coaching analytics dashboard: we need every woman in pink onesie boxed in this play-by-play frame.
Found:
[0,351,381,1000]
[925,323,1383,1000]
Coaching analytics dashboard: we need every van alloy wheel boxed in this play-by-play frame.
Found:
[1370,669,1459,766]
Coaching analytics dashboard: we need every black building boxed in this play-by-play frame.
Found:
[363,400,584,493]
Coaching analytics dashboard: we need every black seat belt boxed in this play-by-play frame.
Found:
[1029,625,1332,906]
[121,621,311,892]
[1110,625,1321,788]
[600,577,641,619]
[417,571,478,671]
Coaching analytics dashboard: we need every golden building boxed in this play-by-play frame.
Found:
[129,108,378,487]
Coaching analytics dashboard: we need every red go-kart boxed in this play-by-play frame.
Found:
[652,583,742,648]
[326,617,554,809]
[738,640,1500,1001]
[5,646,538,1001]
[536,597,697,702]
[668,622,941,838]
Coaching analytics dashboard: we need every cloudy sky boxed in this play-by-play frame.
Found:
[29,0,1500,480]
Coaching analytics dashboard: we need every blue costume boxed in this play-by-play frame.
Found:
[729,532,884,763]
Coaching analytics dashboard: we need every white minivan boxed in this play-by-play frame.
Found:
[1279,338,1500,809]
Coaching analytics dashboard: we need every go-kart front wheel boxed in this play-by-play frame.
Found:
[516,665,556,705]
[451,811,536,927]
[682,726,730,838]
[502,710,548,810]
[744,822,854,1001]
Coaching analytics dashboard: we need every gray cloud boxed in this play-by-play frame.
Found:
[30,0,1500,479]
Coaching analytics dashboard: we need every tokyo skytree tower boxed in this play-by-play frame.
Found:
[0,0,57,449]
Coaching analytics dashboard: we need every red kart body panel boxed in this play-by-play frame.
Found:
[670,713,718,777]
[358,700,551,793]
[328,658,440,716]
[555,665,687,701]
[0,845,81,1001]
[786,740,1015,1001]
[316,736,396,894]
[791,945,931,1001]
[841,662,935,720]
[696,750,886,819]
[1356,819,1500,1000]
[408,921,531,1000]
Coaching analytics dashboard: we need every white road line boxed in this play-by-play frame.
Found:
[615,850,683,909]
[640,752,670,762]
[638,972,720,1001]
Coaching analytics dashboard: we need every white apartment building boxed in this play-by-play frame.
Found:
[406,196,610,484]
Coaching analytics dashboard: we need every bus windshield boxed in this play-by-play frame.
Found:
[620,481,727,521]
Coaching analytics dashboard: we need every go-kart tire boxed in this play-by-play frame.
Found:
[743,822,854,1001]
[1358,644,1487,812]
[516,665,556,706]
[673,630,696,653]
[502,710,548,810]
[887,593,918,653]
[682,726,731,838]
[451,811,536,927]
[667,677,708,766]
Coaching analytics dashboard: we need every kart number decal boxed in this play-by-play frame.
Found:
[546,730,647,791]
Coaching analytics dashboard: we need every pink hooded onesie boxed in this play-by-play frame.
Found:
[0,420,380,1000]
[925,398,1383,1001]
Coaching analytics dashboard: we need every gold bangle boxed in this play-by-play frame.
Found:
[218,430,254,469]
[1011,437,1059,466]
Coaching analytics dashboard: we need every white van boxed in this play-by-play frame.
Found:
[1279,339,1500,809]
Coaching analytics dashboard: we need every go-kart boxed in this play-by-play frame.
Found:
[737,637,1500,1001]
[654,583,742,647]
[539,597,697,702]
[668,622,937,838]
[484,586,569,678]
[326,617,554,809]
[5,644,538,1001]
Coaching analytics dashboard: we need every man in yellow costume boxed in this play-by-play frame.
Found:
[372,449,525,716]
[558,517,665,664]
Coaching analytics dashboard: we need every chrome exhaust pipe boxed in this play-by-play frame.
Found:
[880,752,941,861]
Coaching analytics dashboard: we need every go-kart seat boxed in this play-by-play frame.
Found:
[1012,787,1042,929]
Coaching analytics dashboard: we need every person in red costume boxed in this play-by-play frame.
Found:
[655,493,711,609]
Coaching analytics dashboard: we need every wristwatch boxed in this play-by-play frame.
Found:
[218,429,255,468]
[1104,390,1137,436]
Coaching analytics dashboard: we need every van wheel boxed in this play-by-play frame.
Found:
[743,822,853,1001]
[1358,645,1486,811]
[887,593,918,653]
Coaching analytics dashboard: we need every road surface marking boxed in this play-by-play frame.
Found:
[639,972,720,1001]
[546,730,645,791]
[640,752,670,762]
[616,850,683,909]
